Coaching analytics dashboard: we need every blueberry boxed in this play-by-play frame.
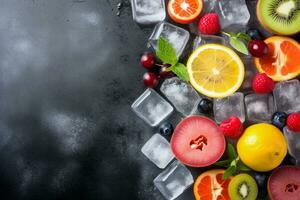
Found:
[246,29,263,40]
[253,173,268,199]
[159,122,173,136]
[253,173,267,188]
[198,98,213,114]
[272,111,287,129]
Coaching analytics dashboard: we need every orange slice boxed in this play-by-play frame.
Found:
[168,0,203,24]
[254,36,300,81]
[194,169,232,200]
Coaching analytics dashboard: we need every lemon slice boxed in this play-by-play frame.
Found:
[187,44,244,98]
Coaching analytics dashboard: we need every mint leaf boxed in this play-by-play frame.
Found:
[222,165,236,180]
[238,162,251,171]
[229,37,249,55]
[226,143,237,160]
[230,158,238,167]
[214,160,231,167]
[156,37,178,65]
[169,63,189,81]
[237,32,251,42]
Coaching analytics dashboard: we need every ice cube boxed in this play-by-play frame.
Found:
[160,77,201,116]
[239,57,257,92]
[283,127,300,165]
[141,133,174,169]
[273,80,300,114]
[154,160,194,200]
[216,0,250,29]
[131,88,173,126]
[213,92,245,124]
[203,0,218,14]
[193,34,226,50]
[130,0,166,25]
[148,22,190,57]
[245,93,275,123]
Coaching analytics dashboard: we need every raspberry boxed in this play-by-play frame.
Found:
[287,113,300,132]
[198,13,220,35]
[219,116,244,138]
[252,73,275,94]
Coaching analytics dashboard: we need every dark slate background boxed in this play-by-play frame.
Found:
[0,0,299,200]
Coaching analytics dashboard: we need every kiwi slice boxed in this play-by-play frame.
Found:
[257,0,300,35]
[229,174,258,200]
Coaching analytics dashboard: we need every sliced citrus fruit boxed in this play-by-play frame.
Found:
[194,169,232,200]
[254,36,300,81]
[170,116,225,167]
[168,0,203,24]
[187,44,244,98]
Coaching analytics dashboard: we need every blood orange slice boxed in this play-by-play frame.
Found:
[254,36,300,81]
[194,169,232,200]
[168,0,203,24]
[170,116,225,167]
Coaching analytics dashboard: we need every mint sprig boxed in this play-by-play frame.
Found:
[214,143,251,180]
[156,37,189,82]
[222,32,251,55]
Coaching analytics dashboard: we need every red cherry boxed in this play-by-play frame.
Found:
[159,64,174,78]
[248,40,268,57]
[143,72,159,88]
[140,52,155,68]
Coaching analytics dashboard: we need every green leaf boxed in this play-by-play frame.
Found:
[156,37,178,65]
[169,63,189,82]
[237,32,251,42]
[229,37,249,55]
[222,165,236,180]
[214,160,231,167]
[238,162,251,171]
[226,143,237,160]
[230,158,238,167]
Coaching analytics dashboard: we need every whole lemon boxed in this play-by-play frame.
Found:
[237,123,287,172]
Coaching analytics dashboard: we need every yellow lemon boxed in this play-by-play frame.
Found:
[237,123,287,172]
[187,44,244,98]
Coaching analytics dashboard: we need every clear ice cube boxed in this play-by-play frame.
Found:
[239,57,257,92]
[245,93,275,123]
[273,80,300,114]
[213,92,245,124]
[154,160,194,200]
[193,34,226,50]
[203,0,218,14]
[148,22,190,57]
[131,88,173,126]
[141,133,174,169]
[283,127,300,166]
[160,77,201,116]
[216,0,250,29]
[130,0,166,25]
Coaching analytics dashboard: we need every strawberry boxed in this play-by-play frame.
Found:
[252,73,275,93]
[198,13,220,35]
[219,116,244,138]
[287,113,300,132]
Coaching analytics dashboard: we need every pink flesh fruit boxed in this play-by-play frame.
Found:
[170,115,226,167]
[268,166,300,200]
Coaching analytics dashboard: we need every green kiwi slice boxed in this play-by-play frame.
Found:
[229,174,258,200]
[257,0,300,35]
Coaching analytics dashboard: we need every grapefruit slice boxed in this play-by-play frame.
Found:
[254,36,300,81]
[168,0,203,24]
[194,169,232,200]
[170,115,226,167]
[268,166,300,200]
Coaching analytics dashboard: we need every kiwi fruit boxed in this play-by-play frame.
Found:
[257,0,300,35]
[229,174,258,200]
